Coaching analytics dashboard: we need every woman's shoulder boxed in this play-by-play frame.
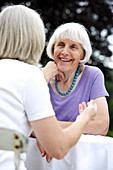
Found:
[84,65,103,75]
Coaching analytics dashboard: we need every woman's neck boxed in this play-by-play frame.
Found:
[61,71,75,85]
[50,64,85,96]
[60,65,83,83]
[54,65,81,96]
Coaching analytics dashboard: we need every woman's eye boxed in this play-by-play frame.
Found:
[71,45,77,49]
[57,42,64,47]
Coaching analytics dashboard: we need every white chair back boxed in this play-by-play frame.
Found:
[0,128,28,170]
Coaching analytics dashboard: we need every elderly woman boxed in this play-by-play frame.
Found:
[43,22,109,136]
[0,5,97,169]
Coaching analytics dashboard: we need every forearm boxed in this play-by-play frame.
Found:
[83,97,110,136]
[58,120,73,128]
[83,119,109,136]
[31,114,91,160]
[58,118,109,136]
[42,68,50,83]
[63,113,91,149]
[31,100,97,160]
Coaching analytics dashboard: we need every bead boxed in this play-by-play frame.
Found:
[70,86,73,90]
[55,65,80,96]
[67,89,71,93]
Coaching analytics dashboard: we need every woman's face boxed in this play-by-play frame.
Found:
[53,38,85,72]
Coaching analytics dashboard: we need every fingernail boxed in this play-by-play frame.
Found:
[41,153,44,157]
[47,159,50,163]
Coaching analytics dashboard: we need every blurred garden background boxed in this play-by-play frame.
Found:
[0,0,113,136]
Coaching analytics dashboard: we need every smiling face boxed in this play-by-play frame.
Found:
[53,38,85,73]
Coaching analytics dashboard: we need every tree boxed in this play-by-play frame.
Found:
[28,0,113,70]
[0,0,113,131]
[1,0,112,67]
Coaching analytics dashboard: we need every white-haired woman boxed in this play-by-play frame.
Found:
[0,5,97,170]
[43,22,109,136]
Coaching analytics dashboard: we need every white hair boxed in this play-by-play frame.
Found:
[46,23,92,64]
[0,5,45,65]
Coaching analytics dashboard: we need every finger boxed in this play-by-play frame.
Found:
[59,71,65,80]
[94,103,97,112]
[46,154,52,163]
[81,102,87,110]
[87,100,94,105]
[41,150,46,157]
[78,104,84,113]
[56,74,62,81]
[36,139,46,157]
[56,74,60,81]
[56,72,65,81]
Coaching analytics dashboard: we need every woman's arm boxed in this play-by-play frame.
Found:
[42,62,109,136]
[30,100,97,160]
[82,97,109,136]
[58,97,109,136]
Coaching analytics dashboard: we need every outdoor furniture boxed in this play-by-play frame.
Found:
[0,128,28,170]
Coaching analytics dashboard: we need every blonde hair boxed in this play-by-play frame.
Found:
[0,5,45,65]
[46,23,92,64]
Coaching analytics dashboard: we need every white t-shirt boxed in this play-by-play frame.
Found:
[0,59,55,170]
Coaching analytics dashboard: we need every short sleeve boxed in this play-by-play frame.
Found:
[90,68,109,100]
[22,69,55,121]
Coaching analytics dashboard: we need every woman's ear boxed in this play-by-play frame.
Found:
[79,49,86,64]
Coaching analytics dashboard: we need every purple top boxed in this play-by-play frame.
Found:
[48,65,109,121]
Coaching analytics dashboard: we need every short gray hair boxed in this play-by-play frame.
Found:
[0,5,45,65]
[46,23,92,64]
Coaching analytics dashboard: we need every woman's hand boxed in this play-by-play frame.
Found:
[42,61,64,83]
[78,100,97,120]
[42,61,59,83]
[36,138,46,157]
[36,138,53,163]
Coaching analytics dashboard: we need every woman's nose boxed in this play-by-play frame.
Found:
[61,47,69,55]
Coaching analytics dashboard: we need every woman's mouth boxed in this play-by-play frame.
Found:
[59,57,73,62]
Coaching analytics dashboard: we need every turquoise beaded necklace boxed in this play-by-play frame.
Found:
[55,65,81,96]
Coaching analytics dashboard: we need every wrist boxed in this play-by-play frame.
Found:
[42,69,50,83]
[76,113,90,125]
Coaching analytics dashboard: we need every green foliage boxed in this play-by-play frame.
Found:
[33,0,113,67]
[107,130,113,138]
[106,71,113,131]
[0,0,113,67]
